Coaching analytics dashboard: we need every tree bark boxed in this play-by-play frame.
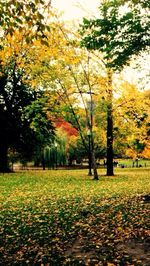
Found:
[106,69,114,176]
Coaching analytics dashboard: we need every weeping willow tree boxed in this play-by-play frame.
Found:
[44,140,66,169]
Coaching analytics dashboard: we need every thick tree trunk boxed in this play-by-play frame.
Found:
[0,144,10,172]
[106,105,114,176]
[106,69,114,176]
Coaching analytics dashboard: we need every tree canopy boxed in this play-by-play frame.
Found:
[0,0,51,41]
[80,0,150,69]
[0,0,149,172]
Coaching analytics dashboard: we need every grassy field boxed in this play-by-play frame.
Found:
[0,168,150,265]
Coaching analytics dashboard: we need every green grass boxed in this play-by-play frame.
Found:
[117,158,150,168]
[0,168,150,265]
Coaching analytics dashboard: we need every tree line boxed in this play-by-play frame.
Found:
[0,0,149,178]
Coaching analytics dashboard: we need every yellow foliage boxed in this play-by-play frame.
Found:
[140,142,150,159]
[125,148,137,159]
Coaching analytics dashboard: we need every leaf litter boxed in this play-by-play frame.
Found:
[0,170,150,265]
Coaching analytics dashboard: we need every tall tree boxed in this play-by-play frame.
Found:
[0,0,55,172]
[28,22,103,180]
[0,65,54,172]
[80,0,150,175]
[0,29,55,172]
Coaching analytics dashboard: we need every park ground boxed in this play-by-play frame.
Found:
[0,167,150,265]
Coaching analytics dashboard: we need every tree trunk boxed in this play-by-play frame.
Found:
[92,149,99,180]
[88,134,92,176]
[0,144,10,172]
[106,69,114,176]
[89,88,99,180]
[90,130,98,180]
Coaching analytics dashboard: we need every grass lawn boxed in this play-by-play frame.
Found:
[0,168,150,265]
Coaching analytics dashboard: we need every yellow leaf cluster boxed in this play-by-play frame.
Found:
[0,30,30,68]
[140,142,150,159]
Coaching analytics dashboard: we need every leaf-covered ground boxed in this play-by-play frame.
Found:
[0,168,150,265]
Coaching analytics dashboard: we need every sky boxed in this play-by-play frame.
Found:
[52,0,100,21]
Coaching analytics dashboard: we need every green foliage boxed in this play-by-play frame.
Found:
[0,71,35,171]
[0,64,55,171]
[0,168,150,265]
[25,96,54,144]
[80,0,150,69]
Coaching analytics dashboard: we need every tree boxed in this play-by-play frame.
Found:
[111,82,150,159]
[28,22,105,180]
[54,118,78,166]
[23,96,55,168]
[0,66,54,172]
[0,0,53,172]
[80,0,150,175]
[0,29,55,172]
[0,74,32,171]
[0,0,61,173]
